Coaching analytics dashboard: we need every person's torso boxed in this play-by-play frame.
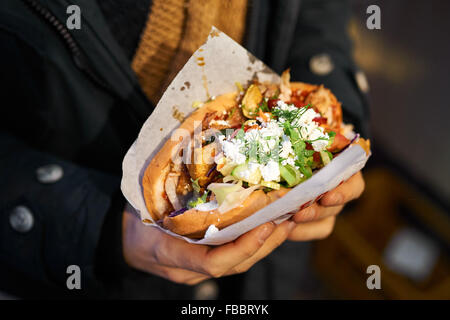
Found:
[0,0,300,173]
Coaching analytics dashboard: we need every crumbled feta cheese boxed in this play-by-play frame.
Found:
[281,156,296,167]
[221,139,246,164]
[267,139,277,150]
[308,126,325,140]
[240,162,260,180]
[291,108,320,127]
[260,121,284,138]
[279,135,294,158]
[261,160,280,182]
[244,129,260,142]
[276,100,297,112]
[298,122,329,151]
[311,139,329,152]
[306,127,329,151]
[299,108,319,124]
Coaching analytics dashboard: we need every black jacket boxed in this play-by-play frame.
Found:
[0,0,369,299]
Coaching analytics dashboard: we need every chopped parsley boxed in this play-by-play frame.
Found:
[188,191,209,208]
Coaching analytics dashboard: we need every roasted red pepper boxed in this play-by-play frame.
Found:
[327,133,350,153]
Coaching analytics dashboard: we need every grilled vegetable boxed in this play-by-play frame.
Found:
[186,142,218,187]
[241,84,263,118]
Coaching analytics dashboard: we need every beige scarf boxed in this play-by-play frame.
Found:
[131,0,248,105]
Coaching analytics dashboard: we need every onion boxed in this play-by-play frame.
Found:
[222,175,238,183]
[217,185,260,213]
[165,173,182,210]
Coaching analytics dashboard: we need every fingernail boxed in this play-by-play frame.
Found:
[299,206,316,222]
[258,224,273,244]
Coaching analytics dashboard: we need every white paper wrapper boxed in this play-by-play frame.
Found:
[121,27,370,245]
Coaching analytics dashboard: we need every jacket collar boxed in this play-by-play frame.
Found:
[42,0,152,118]
[244,0,302,73]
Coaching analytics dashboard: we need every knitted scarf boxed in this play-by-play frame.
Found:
[131,0,248,105]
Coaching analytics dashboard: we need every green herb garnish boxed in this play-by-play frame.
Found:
[188,191,209,208]
[258,99,269,112]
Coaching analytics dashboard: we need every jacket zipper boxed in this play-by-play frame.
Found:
[21,0,112,92]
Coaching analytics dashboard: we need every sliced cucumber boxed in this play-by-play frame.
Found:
[298,165,312,179]
[231,162,262,185]
[319,150,332,166]
[260,180,281,190]
[280,164,303,187]
[217,162,237,176]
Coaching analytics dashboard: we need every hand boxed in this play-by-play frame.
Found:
[122,205,296,285]
[287,171,365,241]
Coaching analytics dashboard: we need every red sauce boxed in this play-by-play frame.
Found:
[327,133,351,152]
[244,124,259,132]
[313,152,321,163]
[267,99,280,110]
[293,101,309,108]
[313,117,327,125]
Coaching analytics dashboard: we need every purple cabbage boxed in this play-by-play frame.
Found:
[206,164,217,177]
[349,133,360,145]
[168,207,188,217]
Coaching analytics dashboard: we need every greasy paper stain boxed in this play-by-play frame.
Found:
[202,74,210,100]
[247,52,256,64]
[210,29,220,38]
[172,106,185,122]
[196,54,211,99]
[260,64,275,75]
[196,56,205,66]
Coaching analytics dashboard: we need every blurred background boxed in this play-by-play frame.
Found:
[305,0,450,299]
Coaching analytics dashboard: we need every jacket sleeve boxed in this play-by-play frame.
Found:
[0,131,125,294]
[286,0,370,135]
[0,29,128,295]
